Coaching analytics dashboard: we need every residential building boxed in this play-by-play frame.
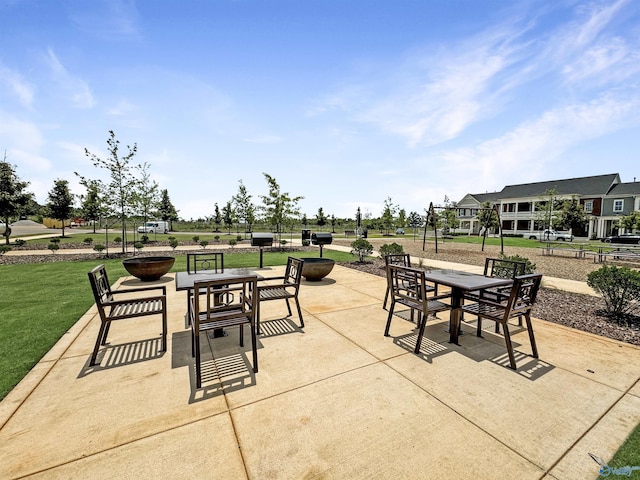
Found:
[456,173,640,239]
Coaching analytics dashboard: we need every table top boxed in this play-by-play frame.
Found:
[422,269,513,292]
[174,268,264,291]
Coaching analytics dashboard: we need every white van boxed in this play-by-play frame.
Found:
[137,221,169,234]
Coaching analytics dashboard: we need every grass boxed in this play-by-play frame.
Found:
[0,249,355,401]
[597,422,640,478]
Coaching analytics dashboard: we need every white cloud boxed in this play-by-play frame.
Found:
[0,65,35,107]
[44,48,95,109]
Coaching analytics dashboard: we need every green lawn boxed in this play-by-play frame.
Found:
[0,249,354,400]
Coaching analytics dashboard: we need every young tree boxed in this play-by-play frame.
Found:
[232,180,255,236]
[301,213,308,228]
[620,211,640,232]
[46,179,74,237]
[259,173,303,242]
[84,131,139,253]
[554,197,588,233]
[330,214,336,233]
[397,209,407,230]
[222,201,234,234]
[132,162,159,228]
[77,178,103,233]
[0,158,32,244]
[408,211,423,239]
[380,197,397,234]
[212,203,222,232]
[158,189,179,230]
[316,207,326,230]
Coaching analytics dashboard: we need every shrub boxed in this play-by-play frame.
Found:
[50,237,60,244]
[0,245,12,255]
[93,244,106,253]
[280,239,288,245]
[114,237,122,244]
[498,253,536,274]
[379,242,404,258]
[141,234,150,243]
[48,243,59,253]
[236,235,243,241]
[169,238,179,250]
[302,239,310,247]
[83,237,94,245]
[192,235,200,243]
[228,239,237,248]
[14,239,26,247]
[134,241,144,251]
[199,240,209,249]
[167,236,176,241]
[587,266,640,318]
[214,235,220,242]
[351,238,373,262]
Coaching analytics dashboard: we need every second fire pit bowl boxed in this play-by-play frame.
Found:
[301,258,335,281]
[123,256,175,281]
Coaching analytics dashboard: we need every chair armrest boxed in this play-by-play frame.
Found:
[258,275,287,282]
[113,285,167,296]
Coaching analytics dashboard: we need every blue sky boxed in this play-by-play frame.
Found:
[1,0,639,222]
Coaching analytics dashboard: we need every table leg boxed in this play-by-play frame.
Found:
[449,289,463,345]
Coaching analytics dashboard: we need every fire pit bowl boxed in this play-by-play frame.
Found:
[301,258,335,281]
[123,256,175,281]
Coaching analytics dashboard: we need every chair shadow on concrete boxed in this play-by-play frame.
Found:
[170,330,258,403]
[389,315,555,381]
[79,338,165,377]
[258,317,303,338]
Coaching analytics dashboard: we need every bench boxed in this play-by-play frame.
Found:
[538,242,587,259]
[585,247,640,264]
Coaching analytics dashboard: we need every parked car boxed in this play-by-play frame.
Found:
[601,233,640,245]
[0,223,5,235]
[527,229,574,241]
[137,221,169,234]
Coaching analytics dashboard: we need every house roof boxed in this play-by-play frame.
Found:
[498,173,620,198]
[607,181,640,196]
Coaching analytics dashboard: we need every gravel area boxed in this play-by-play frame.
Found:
[332,237,640,346]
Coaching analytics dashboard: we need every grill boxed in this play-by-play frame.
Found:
[251,233,274,267]
[311,232,333,257]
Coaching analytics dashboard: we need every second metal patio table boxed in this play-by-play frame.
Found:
[421,269,513,344]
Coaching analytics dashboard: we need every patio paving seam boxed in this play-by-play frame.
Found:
[542,382,640,477]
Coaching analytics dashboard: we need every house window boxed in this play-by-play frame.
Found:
[584,201,593,213]
[613,199,624,213]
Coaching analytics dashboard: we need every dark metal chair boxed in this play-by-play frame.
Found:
[256,257,304,335]
[187,252,224,274]
[384,265,451,354]
[383,254,412,310]
[87,264,167,366]
[462,273,542,369]
[190,275,258,388]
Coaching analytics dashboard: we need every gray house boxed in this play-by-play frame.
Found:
[456,173,640,239]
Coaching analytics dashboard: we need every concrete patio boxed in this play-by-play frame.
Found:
[1,263,639,479]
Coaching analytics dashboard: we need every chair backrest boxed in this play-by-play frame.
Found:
[484,257,526,279]
[191,276,258,325]
[504,273,543,317]
[384,253,411,268]
[283,257,304,287]
[387,264,430,312]
[187,252,224,274]
[88,264,113,306]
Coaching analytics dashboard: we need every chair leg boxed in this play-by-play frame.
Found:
[101,322,111,345]
[294,298,304,328]
[524,314,539,358]
[502,323,517,369]
[256,301,261,335]
[194,331,202,388]
[476,317,483,337]
[239,323,244,347]
[161,310,167,352]
[250,322,259,373]
[384,302,396,336]
[414,309,428,354]
[383,287,390,310]
[90,321,108,366]
[284,298,293,317]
